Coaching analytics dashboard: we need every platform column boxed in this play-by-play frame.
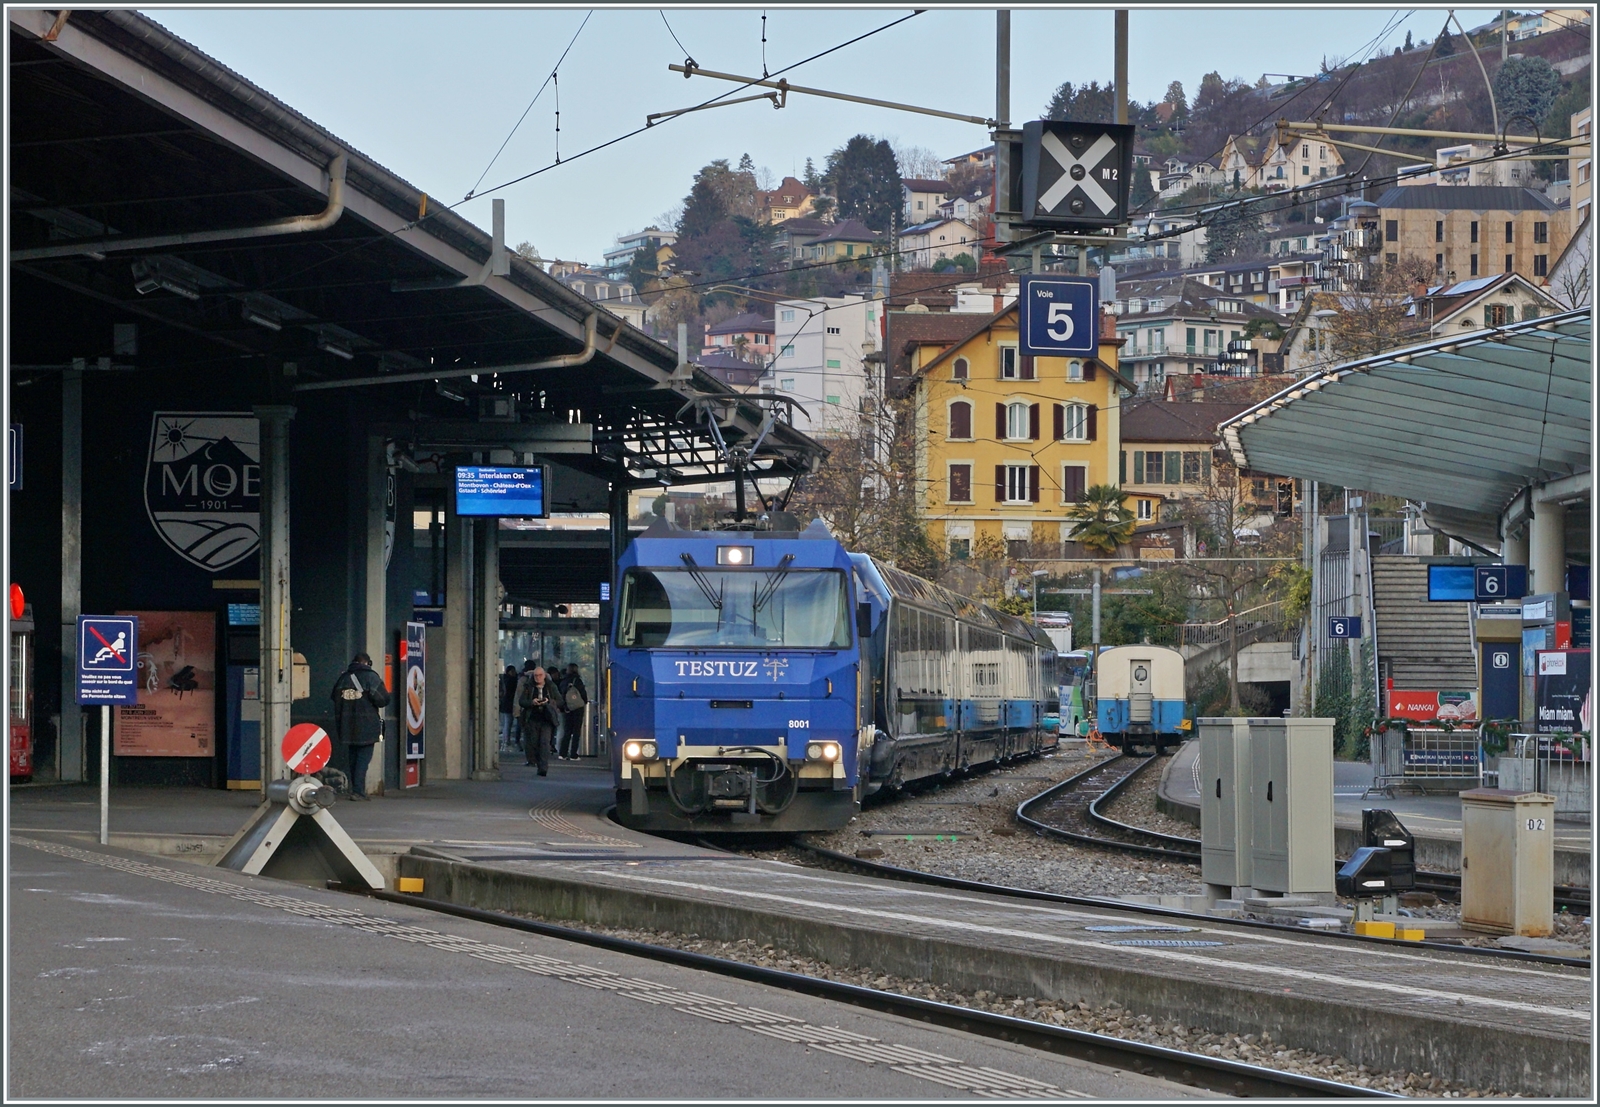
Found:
[58,365,84,781]
[1529,498,1565,595]
[1502,525,1528,568]
[254,404,295,790]
[441,497,471,779]
[472,516,501,780]
[364,434,389,796]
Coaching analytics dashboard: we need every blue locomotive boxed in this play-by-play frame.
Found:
[608,518,1059,832]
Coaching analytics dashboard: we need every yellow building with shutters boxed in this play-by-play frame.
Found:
[902,304,1131,559]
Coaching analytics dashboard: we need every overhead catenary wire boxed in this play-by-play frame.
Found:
[464,9,591,201]
[659,9,697,67]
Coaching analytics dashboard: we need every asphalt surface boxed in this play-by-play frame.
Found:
[8,837,1205,1100]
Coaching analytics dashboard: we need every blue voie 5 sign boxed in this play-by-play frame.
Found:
[1328,615,1361,639]
[455,465,547,517]
[1018,276,1099,356]
[76,615,139,705]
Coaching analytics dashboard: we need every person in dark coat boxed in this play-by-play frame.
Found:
[498,664,520,752]
[518,665,559,776]
[330,652,390,799]
[557,663,588,759]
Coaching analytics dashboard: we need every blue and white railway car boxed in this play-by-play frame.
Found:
[1094,645,1187,754]
[608,518,1058,833]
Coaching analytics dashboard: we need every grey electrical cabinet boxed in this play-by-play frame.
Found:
[1199,717,1253,891]
[1249,718,1335,894]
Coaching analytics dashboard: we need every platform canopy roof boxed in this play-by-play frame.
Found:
[1220,309,1591,523]
[8,8,824,489]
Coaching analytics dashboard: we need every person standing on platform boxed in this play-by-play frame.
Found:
[498,664,520,752]
[518,665,558,776]
[329,652,389,800]
[558,662,588,759]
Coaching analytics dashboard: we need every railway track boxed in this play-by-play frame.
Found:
[1014,753,1590,917]
[335,883,1395,1098]
[788,751,1588,965]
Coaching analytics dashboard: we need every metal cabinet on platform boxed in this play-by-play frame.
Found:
[1248,718,1335,894]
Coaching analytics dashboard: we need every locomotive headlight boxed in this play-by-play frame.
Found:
[806,742,823,761]
[716,545,754,566]
[623,741,643,761]
[822,742,840,762]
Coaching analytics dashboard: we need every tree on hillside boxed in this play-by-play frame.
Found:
[1063,485,1136,556]
[825,135,901,231]
[1495,55,1563,127]
[893,143,945,181]
[1129,166,1156,213]
[802,156,821,192]
[1321,256,1434,360]
[1044,79,1117,123]
[1203,202,1267,261]
[1403,29,1413,50]
[1185,72,1258,160]
[1435,28,1456,57]
[627,243,657,291]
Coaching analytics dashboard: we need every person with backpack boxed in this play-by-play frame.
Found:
[329,652,390,800]
[517,665,559,776]
[557,663,588,759]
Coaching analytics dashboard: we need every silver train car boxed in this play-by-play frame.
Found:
[853,555,1060,792]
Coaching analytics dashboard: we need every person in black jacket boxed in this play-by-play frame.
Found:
[518,666,559,776]
[330,652,390,799]
[498,664,521,752]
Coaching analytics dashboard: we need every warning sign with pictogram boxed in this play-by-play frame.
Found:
[76,615,139,705]
[281,723,332,775]
[1020,120,1136,229]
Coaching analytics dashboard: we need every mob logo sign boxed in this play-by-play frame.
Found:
[1018,276,1099,356]
[144,413,262,571]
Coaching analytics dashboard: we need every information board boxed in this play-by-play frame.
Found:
[115,610,215,757]
[1426,564,1476,602]
[75,616,139,705]
[455,465,547,517]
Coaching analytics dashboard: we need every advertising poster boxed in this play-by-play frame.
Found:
[1386,687,1477,723]
[403,621,426,761]
[115,611,215,757]
[1535,649,1592,737]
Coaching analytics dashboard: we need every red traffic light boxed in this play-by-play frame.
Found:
[8,583,22,620]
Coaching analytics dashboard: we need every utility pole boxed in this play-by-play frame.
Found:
[1114,10,1129,125]
[995,11,1010,130]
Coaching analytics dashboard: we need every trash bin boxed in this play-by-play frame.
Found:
[1459,788,1556,937]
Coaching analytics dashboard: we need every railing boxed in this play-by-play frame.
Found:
[1499,733,1593,818]
[1178,600,1290,649]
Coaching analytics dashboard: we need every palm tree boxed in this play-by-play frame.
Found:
[1064,484,1136,556]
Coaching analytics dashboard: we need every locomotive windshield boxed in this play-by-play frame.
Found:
[617,567,851,649]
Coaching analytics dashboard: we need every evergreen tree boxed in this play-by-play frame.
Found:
[1044,79,1116,123]
[1403,29,1413,50]
[1494,55,1563,127]
[1435,28,1456,56]
[825,135,901,231]
[738,152,756,175]
[1204,202,1266,261]
[802,156,820,191]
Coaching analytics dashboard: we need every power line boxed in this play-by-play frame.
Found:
[465,9,592,201]
[470,10,925,202]
[659,10,697,67]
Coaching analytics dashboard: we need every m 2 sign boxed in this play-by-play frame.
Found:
[1018,276,1098,357]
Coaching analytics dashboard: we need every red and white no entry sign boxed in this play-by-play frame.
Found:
[281,723,332,775]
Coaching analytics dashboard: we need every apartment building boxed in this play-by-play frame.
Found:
[768,294,880,434]
[1373,184,1570,281]
[1110,276,1286,391]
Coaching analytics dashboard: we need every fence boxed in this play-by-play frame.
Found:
[1366,725,1483,796]
[1496,733,1592,820]
[1177,600,1291,650]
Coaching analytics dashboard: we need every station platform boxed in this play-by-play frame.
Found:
[1157,740,1593,885]
[10,759,1591,1095]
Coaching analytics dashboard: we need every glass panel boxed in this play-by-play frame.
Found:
[617,568,850,649]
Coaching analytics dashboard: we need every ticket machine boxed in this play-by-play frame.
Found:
[223,603,261,789]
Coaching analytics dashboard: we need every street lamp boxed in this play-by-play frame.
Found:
[1030,569,1049,624]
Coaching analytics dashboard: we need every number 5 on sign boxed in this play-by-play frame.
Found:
[1046,302,1074,342]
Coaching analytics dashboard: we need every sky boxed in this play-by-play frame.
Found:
[144,5,1428,262]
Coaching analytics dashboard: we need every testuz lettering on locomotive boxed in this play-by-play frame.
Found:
[608,517,1059,832]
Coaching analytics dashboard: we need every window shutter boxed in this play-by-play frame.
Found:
[1165,451,1181,483]
[995,403,1006,440]
[1083,360,1097,382]
[1132,450,1143,482]
[1029,466,1041,503]
[1086,404,1098,441]
[1203,452,1212,482]
[1020,354,1035,381]
[1119,450,1126,484]
[1053,403,1065,441]
[995,465,1005,503]
[1029,403,1040,441]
